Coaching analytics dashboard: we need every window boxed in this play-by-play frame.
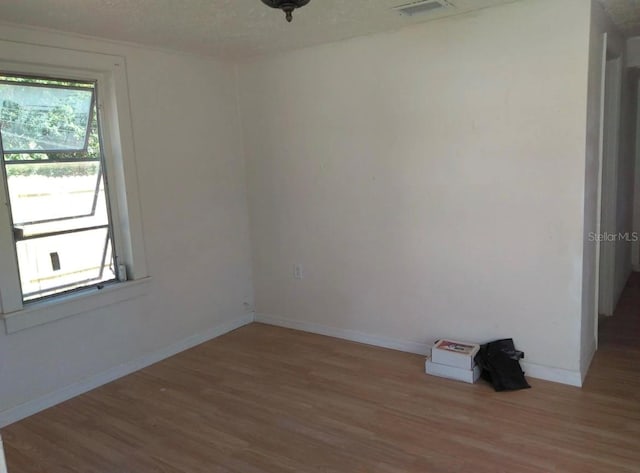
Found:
[0,42,149,332]
[0,74,120,302]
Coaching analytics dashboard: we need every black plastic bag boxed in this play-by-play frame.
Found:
[474,339,530,391]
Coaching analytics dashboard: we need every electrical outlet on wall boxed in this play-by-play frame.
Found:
[293,264,303,280]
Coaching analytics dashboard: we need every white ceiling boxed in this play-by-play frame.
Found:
[0,0,637,60]
[597,0,640,37]
[0,0,519,59]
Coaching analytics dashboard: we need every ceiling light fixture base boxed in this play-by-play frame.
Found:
[261,0,311,23]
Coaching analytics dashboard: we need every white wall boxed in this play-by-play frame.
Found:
[628,37,640,68]
[239,0,592,383]
[0,26,254,419]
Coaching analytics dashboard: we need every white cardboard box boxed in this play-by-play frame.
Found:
[431,339,480,370]
[425,357,481,384]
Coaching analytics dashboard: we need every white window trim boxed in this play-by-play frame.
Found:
[0,41,149,332]
[3,278,151,334]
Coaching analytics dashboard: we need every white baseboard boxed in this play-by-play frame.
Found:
[255,313,429,355]
[521,361,582,387]
[0,313,255,428]
[255,313,584,387]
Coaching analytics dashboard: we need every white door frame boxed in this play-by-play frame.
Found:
[593,33,607,345]
[595,33,623,338]
[0,434,7,473]
[632,78,640,271]
[598,54,622,317]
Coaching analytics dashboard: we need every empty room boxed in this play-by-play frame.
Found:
[0,0,639,471]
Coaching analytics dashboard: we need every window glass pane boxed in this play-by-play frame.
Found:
[5,161,105,225]
[0,75,117,303]
[0,80,93,153]
[17,228,115,301]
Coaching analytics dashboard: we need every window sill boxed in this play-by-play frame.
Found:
[2,277,151,334]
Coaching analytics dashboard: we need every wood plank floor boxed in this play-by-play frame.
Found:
[3,283,640,472]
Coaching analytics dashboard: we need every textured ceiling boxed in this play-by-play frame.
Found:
[597,0,640,37]
[0,0,519,59]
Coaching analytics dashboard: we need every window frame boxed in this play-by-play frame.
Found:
[0,75,96,154]
[0,41,149,332]
[1,75,119,302]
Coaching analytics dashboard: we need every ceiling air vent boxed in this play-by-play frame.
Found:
[393,0,454,17]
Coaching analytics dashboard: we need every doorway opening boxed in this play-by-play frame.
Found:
[595,36,639,347]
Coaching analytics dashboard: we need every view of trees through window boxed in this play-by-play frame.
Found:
[0,74,117,302]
